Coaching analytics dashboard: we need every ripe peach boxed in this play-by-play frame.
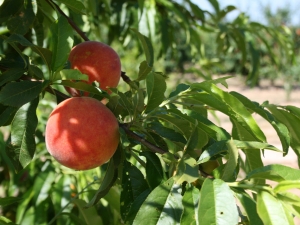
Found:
[67,41,121,96]
[45,97,120,170]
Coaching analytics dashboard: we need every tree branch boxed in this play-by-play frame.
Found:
[119,123,170,155]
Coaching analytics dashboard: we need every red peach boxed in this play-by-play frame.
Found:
[67,41,121,96]
[45,97,119,170]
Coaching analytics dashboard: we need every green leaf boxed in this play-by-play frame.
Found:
[274,180,300,193]
[0,105,18,126]
[191,82,266,142]
[131,28,154,67]
[174,157,199,184]
[51,175,73,225]
[221,139,239,182]
[86,158,118,207]
[6,34,52,72]
[141,151,165,189]
[0,197,24,207]
[247,42,260,87]
[56,0,86,14]
[266,104,300,162]
[59,80,104,96]
[147,120,186,144]
[15,187,34,223]
[9,98,39,170]
[144,72,166,113]
[0,81,43,107]
[7,0,36,35]
[257,191,294,225]
[121,161,149,221]
[0,68,26,86]
[183,121,198,155]
[50,16,74,72]
[230,91,290,154]
[28,65,44,79]
[246,164,300,182]
[198,140,280,164]
[58,69,89,81]
[198,178,239,224]
[235,191,263,225]
[0,0,23,23]
[137,60,152,81]
[33,170,56,206]
[73,199,103,225]
[87,145,121,208]
[133,177,183,225]
[181,185,200,225]
[0,216,17,225]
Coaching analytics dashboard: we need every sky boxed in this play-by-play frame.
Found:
[192,0,300,25]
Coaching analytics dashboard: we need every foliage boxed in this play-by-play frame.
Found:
[0,0,300,225]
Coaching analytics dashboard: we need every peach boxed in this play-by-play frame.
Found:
[45,97,120,170]
[67,41,121,96]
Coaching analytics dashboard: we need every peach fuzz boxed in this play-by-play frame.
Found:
[68,41,121,93]
[45,97,119,170]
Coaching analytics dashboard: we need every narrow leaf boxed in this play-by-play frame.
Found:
[73,199,103,225]
[59,69,89,81]
[274,180,300,193]
[144,72,166,113]
[131,29,154,67]
[50,16,73,72]
[246,164,300,182]
[140,151,165,189]
[0,68,26,86]
[137,60,152,81]
[221,139,239,181]
[230,91,290,154]
[0,197,24,207]
[0,81,43,107]
[10,98,39,169]
[191,82,266,142]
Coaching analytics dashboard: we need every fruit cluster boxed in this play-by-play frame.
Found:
[45,41,121,170]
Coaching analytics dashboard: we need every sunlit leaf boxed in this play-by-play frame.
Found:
[144,72,166,113]
[9,98,39,170]
[199,178,239,224]
[257,191,294,225]
[246,164,300,182]
[50,16,73,72]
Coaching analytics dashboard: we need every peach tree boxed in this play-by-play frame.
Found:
[0,0,300,225]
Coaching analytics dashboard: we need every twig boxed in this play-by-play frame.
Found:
[45,0,90,41]
[119,123,169,155]
[121,71,131,84]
